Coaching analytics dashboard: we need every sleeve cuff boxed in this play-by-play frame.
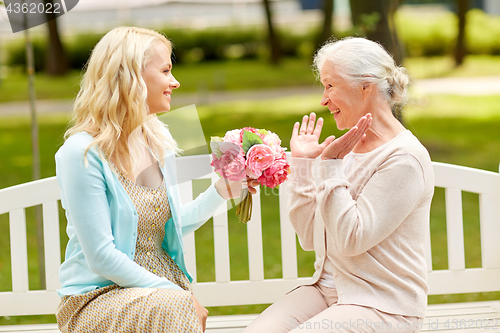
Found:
[207,182,229,206]
[289,157,316,185]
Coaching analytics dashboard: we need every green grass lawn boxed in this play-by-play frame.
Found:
[1,55,500,103]
[1,93,500,325]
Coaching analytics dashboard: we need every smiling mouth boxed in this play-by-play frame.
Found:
[331,108,340,114]
[164,92,171,98]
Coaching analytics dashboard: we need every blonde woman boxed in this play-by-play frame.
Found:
[55,27,255,333]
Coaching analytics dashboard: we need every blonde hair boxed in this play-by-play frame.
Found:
[313,37,410,108]
[65,26,178,174]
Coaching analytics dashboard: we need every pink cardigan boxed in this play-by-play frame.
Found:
[287,130,434,318]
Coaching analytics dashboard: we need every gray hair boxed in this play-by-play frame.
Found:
[313,37,410,108]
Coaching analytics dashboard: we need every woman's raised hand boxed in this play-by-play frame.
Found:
[291,112,336,159]
[321,113,372,160]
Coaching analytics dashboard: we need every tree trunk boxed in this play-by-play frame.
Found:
[44,0,68,76]
[455,0,468,67]
[262,0,281,64]
[349,0,404,65]
[318,0,335,48]
[350,0,404,123]
[25,27,45,290]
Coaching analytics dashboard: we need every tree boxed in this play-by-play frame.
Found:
[262,0,282,64]
[0,0,45,288]
[350,0,405,123]
[455,0,469,67]
[44,0,69,76]
[349,0,404,65]
[318,0,335,48]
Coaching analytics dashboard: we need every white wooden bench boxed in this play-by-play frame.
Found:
[1,154,500,333]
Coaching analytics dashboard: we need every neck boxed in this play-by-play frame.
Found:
[353,105,406,154]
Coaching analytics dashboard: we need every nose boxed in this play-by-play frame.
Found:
[170,75,180,89]
[320,90,329,106]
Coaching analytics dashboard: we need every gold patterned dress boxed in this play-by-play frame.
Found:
[56,166,202,333]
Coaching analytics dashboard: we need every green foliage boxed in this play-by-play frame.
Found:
[395,10,456,57]
[6,38,46,72]
[396,9,500,57]
[466,9,500,55]
[241,130,263,153]
[4,28,315,72]
[5,8,500,73]
[65,33,105,69]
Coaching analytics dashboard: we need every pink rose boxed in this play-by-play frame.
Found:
[271,145,285,158]
[258,157,290,188]
[263,131,281,146]
[211,149,246,181]
[245,144,275,178]
[223,129,243,145]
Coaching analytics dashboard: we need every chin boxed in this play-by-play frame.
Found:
[335,122,346,131]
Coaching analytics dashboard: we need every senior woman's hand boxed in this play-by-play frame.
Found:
[291,112,336,159]
[321,114,372,160]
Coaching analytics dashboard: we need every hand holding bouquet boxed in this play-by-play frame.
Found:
[211,127,290,223]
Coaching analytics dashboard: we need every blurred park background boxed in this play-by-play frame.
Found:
[1,0,500,326]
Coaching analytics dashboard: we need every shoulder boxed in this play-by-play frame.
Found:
[387,130,432,165]
[55,132,103,167]
[57,132,94,155]
[382,130,434,183]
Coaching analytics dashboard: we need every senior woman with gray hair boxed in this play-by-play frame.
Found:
[243,37,434,333]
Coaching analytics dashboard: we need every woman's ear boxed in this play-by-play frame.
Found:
[362,83,373,100]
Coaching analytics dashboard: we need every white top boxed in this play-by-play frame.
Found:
[288,130,434,318]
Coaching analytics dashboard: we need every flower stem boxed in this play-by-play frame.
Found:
[236,188,252,223]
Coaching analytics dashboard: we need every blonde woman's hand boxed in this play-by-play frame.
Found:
[215,177,259,200]
[321,114,372,160]
[291,112,336,159]
[191,294,208,331]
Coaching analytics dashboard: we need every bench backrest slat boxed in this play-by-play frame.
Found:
[213,177,231,283]
[179,181,197,282]
[279,182,299,280]
[479,194,500,269]
[247,189,265,281]
[10,208,29,293]
[444,187,466,271]
[43,201,61,291]
[424,229,433,273]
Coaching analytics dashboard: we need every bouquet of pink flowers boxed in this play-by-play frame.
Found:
[210,127,291,223]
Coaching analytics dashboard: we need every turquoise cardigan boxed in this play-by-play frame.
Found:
[55,132,226,297]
